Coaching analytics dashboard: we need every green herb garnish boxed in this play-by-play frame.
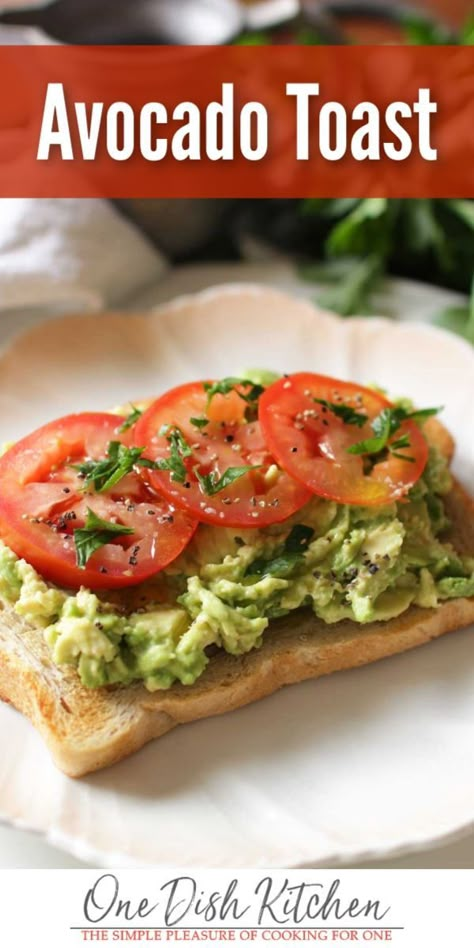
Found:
[314,398,368,428]
[347,407,395,456]
[283,524,315,553]
[118,405,143,434]
[348,405,441,460]
[387,433,415,461]
[203,377,265,409]
[194,464,260,497]
[190,416,209,430]
[247,524,315,578]
[73,442,157,493]
[74,508,134,569]
[156,425,193,484]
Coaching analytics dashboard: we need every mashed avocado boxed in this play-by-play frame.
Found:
[0,444,472,692]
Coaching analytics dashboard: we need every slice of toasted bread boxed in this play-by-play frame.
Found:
[0,420,472,777]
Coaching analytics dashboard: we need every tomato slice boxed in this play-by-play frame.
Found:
[0,413,197,591]
[259,373,428,506]
[133,381,312,527]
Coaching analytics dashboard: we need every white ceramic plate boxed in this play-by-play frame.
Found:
[0,284,473,869]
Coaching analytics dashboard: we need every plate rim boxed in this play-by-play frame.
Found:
[2,797,474,870]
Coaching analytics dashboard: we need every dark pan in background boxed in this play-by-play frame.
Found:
[0,0,456,48]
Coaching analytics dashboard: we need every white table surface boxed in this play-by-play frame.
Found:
[0,261,472,870]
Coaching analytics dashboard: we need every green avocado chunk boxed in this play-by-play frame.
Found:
[0,442,472,692]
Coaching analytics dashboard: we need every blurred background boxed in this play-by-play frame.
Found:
[2,0,473,42]
[0,0,472,340]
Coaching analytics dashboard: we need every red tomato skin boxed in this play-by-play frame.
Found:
[259,373,429,507]
[134,381,312,528]
[0,413,197,591]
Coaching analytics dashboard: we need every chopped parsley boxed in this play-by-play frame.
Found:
[73,442,158,493]
[156,425,261,492]
[314,398,368,428]
[284,524,315,553]
[203,377,265,419]
[194,464,260,496]
[190,416,209,430]
[74,509,134,569]
[348,405,441,460]
[156,425,193,484]
[388,433,415,462]
[118,405,143,433]
[247,523,315,578]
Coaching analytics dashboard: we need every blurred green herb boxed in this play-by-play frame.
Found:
[461,15,474,44]
[399,11,455,45]
[234,31,268,46]
[434,277,474,343]
[299,199,474,333]
[236,26,323,46]
[238,12,472,47]
[301,254,383,316]
[399,10,474,45]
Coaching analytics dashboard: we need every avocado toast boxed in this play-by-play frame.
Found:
[0,373,472,776]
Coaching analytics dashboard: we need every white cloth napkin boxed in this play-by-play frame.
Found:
[0,198,168,314]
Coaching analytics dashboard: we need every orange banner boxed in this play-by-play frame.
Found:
[0,45,472,197]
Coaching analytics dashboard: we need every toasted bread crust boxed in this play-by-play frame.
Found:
[0,421,472,777]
